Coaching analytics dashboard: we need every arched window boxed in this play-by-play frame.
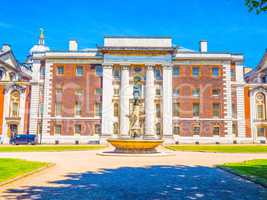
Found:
[10,90,20,117]
[0,67,5,80]
[256,93,266,120]
[114,103,119,117]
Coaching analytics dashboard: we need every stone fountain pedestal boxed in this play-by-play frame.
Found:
[107,138,163,154]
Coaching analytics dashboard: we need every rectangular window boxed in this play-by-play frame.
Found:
[11,102,19,117]
[232,104,237,118]
[232,122,238,136]
[95,103,102,117]
[173,89,179,97]
[57,66,64,75]
[173,67,180,76]
[193,126,200,135]
[114,89,120,96]
[96,88,102,95]
[156,123,161,135]
[55,102,62,116]
[213,103,220,117]
[76,66,84,76]
[155,69,162,80]
[213,126,220,135]
[173,103,180,117]
[212,89,220,96]
[96,65,103,77]
[212,67,219,77]
[193,103,200,117]
[156,104,161,118]
[257,105,264,119]
[192,88,200,97]
[156,88,161,96]
[75,101,82,116]
[113,69,120,79]
[192,67,200,77]
[231,69,236,79]
[95,124,101,135]
[55,124,62,135]
[75,124,81,135]
[173,126,180,135]
[39,103,44,115]
[257,127,265,137]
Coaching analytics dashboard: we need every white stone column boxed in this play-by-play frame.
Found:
[223,61,233,138]
[101,65,113,139]
[41,61,53,141]
[162,65,173,142]
[144,65,156,139]
[119,65,130,138]
[18,89,26,134]
[235,62,246,139]
[1,89,11,144]
[29,60,41,135]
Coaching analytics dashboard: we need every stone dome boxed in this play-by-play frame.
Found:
[29,44,50,54]
[29,28,50,55]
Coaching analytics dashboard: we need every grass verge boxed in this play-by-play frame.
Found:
[165,145,267,153]
[218,159,267,187]
[0,158,49,184]
[0,145,106,153]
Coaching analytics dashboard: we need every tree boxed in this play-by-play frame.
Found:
[245,0,267,14]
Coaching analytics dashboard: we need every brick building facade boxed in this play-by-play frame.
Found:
[1,31,266,144]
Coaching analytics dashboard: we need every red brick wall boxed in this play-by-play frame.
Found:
[50,64,102,136]
[173,65,226,136]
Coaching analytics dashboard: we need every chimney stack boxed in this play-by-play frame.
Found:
[69,40,78,51]
[199,40,208,53]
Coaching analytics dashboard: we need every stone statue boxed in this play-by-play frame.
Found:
[128,75,144,138]
[129,99,142,138]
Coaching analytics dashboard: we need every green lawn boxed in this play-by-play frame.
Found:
[165,145,267,153]
[0,145,106,153]
[219,159,267,187]
[0,158,49,183]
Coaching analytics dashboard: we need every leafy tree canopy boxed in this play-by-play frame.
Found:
[246,0,267,14]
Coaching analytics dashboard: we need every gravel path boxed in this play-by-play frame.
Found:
[0,149,267,200]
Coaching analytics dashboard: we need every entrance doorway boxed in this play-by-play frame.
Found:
[8,124,18,138]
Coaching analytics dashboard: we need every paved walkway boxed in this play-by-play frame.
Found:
[0,149,267,200]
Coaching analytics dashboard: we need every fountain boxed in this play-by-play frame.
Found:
[107,75,163,154]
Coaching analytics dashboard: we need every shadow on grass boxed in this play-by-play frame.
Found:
[3,165,267,200]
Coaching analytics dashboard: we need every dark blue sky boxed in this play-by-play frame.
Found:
[0,0,266,67]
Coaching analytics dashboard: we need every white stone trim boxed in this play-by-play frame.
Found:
[222,62,233,136]
[41,61,53,137]
[119,65,130,137]
[162,65,173,140]
[144,65,156,139]
[1,89,11,144]
[250,88,267,142]
[29,83,41,134]
[18,90,26,134]
[41,135,100,144]
[101,65,113,137]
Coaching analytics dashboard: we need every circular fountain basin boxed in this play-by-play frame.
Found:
[107,138,163,154]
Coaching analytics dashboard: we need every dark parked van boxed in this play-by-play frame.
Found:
[10,134,37,145]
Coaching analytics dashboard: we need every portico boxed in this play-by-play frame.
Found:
[100,36,174,142]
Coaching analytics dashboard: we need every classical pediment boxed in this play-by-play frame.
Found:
[0,50,19,69]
